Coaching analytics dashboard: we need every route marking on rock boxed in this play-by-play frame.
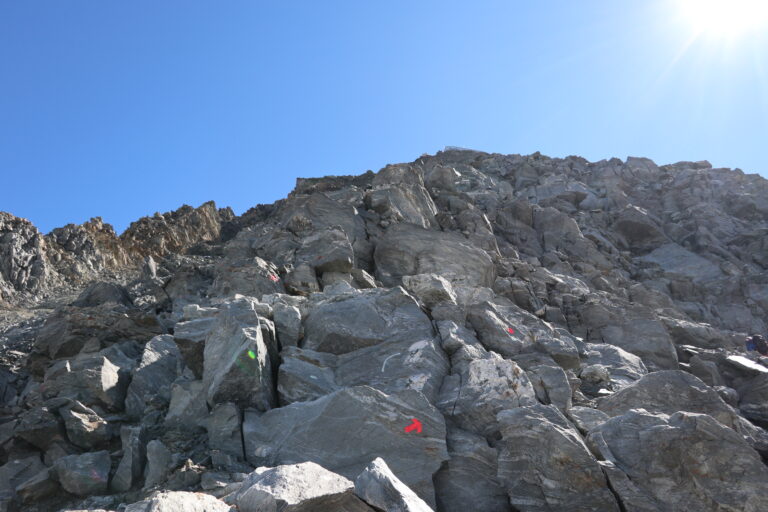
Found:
[269,274,279,282]
[507,327,515,334]
[381,353,400,372]
[404,418,422,433]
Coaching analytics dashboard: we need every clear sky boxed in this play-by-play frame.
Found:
[2,1,767,234]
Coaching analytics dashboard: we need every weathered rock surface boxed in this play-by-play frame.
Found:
[4,149,768,510]
[231,461,372,512]
[589,410,768,511]
[124,490,232,512]
[53,450,111,496]
[243,386,448,507]
[354,457,432,512]
[433,427,510,512]
[496,404,619,511]
[125,335,183,419]
[302,287,433,355]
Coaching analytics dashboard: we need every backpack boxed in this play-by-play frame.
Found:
[746,337,757,351]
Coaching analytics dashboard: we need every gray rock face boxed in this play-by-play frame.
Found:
[588,410,768,511]
[202,297,275,410]
[243,386,448,507]
[277,347,339,405]
[354,457,433,512]
[433,427,511,512]
[578,297,678,370]
[597,370,741,430]
[374,223,495,288]
[232,462,372,512]
[302,287,433,355]
[438,352,536,439]
[54,450,111,496]
[125,335,183,419]
[124,491,232,512]
[211,256,285,298]
[495,404,619,512]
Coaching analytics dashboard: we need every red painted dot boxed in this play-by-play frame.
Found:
[269,274,279,282]
[507,327,515,334]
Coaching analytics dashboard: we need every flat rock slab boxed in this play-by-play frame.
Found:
[243,386,448,508]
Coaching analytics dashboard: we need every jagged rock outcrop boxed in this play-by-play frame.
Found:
[2,148,768,512]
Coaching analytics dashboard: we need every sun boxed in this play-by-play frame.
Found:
[678,0,768,38]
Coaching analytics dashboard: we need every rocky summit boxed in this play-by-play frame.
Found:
[1,148,768,511]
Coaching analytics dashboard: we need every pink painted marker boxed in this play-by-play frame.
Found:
[507,327,515,334]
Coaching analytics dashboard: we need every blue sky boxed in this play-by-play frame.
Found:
[2,1,767,234]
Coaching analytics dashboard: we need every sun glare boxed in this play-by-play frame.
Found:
[679,0,768,37]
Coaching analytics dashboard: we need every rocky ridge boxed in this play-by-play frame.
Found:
[0,148,767,511]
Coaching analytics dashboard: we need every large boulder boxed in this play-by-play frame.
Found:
[577,297,678,370]
[354,457,432,512]
[374,223,495,288]
[202,297,275,410]
[588,410,768,511]
[583,343,648,390]
[42,351,131,411]
[231,462,372,512]
[495,404,619,511]
[243,386,448,507]
[211,256,285,298]
[437,352,537,439]
[433,427,511,512]
[276,348,340,405]
[739,373,768,426]
[53,450,111,496]
[125,335,183,419]
[124,491,231,512]
[597,370,741,430]
[59,401,111,449]
[334,337,449,404]
[302,287,433,355]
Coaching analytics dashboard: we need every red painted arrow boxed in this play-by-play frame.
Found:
[404,418,422,434]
